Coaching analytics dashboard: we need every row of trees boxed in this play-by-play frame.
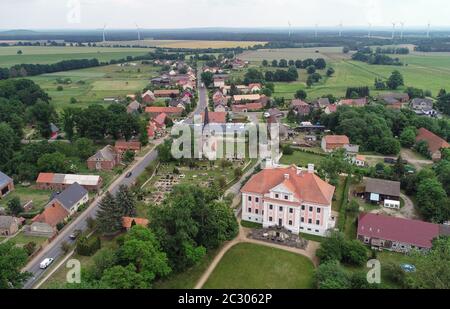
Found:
[262,58,327,70]
[352,51,403,66]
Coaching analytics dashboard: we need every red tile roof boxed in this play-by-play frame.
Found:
[324,135,349,145]
[145,106,183,114]
[241,165,335,205]
[153,113,167,127]
[416,128,450,154]
[358,213,440,249]
[122,217,149,229]
[291,99,309,107]
[232,102,263,112]
[115,141,141,151]
[201,112,227,124]
[326,104,338,113]
[36,173,55,184]
[32,202,69,227]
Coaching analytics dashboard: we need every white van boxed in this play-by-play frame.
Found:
[39,258,54,269]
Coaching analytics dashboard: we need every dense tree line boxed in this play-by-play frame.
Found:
[263,58,326,70]
[61,104,141,141]
[352,51,403,66]
[375,47,410,54]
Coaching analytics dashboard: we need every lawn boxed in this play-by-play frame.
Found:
[280,149,326,168]
[8,231,48,246]
[203,243,315,289]
[0,185,52,213]
[154,248,220,289]
[0,46,151,67]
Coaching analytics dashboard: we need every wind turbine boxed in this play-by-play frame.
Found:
[427,22,431,38]
[102,24,107,43]
[391,22,396,39]
[136,23,141,41]
[288,21,292,38]
[400,22,404,40]
[339,22,343,37]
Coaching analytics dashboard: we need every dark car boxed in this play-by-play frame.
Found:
[125,172,133,178]
[69,229,81,240]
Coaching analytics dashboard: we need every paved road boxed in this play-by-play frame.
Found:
[22,147,159,289]
[23,68,206,289]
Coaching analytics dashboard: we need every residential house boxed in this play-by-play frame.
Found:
[0,171,14,198]
[214,104,228,112]
[231,58,247,69]
[364,177,401,208]
[115,140,141,155]
[241,164,336,236]
[221,85,250,95]
[411,98,437,117]
[416,127,450,161]
[214,77,226,88]
[150,76,171,88]
[291,99,311,116]
[147,113,167,138]
[248,83,262,93]
[201,111,227,124]
[87,145,121,171]
[122,217,149,231]
[357,213,442,253]
[344,144,360,156]
[36,173,102,192]
[324,104,338,115]
[32,182,88,229]
[378,93,410,105]
[338,98,367,107]
[154,89,180,98]
[141,90,156,104]
[145,106,184,118]
[233,94,261,104]
[126,100,141,114]
[353,155,366,167]
[314,98,331,109]
[264,108,284,118]
[232,102,264,113]
[321,135,350,152]
[0,216,20,236]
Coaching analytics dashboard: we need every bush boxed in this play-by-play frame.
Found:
[57,85,64,91]
[76,236,101,256]
[384,262,406,287]
[24,242,37,256]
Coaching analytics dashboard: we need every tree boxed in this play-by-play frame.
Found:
[74,138,96,160]
[407,237,450,289]
[7,197,23,216]
[399,127,417,148]
[0,122,16,168]
[271,59,278,67]
[326,67,335,77]
[262,60,268,67]
[115,185,136,217]
[393,155,406,179]
[116,226,171,285]
[314,260,350,289]
[314,58,327,70]
[158,139,174,163]
[416,178,449,223]
[244,68,264,84]
[295,89,307,100]
[27,101,57,139]
[37,152,69,173]
[343,47,350,54]
[278,59,288,67]
[414,140,430,159]
[96,192,123,235]
[122,150,135,164]
[200,72,214,88]
[0,242,30,289]
[386,71,404,90]
[341,239,367,266]
[437,93,450,116]
[100,264,148,289]
[234,167,243,178]
[306,66,316,74]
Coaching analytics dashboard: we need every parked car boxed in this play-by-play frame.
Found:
[39,258,54,269]
[401,264,416,273]
[69,229,82,240]
[125,172,133,178]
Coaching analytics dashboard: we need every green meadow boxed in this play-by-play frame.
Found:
[0,46,152,67]
[241,47,450,99]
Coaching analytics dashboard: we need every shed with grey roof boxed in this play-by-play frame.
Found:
[52,183,89,214]
[0,171,14,198]
[364,178,401,203]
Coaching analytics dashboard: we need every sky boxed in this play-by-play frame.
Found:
[0,0,449,30]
